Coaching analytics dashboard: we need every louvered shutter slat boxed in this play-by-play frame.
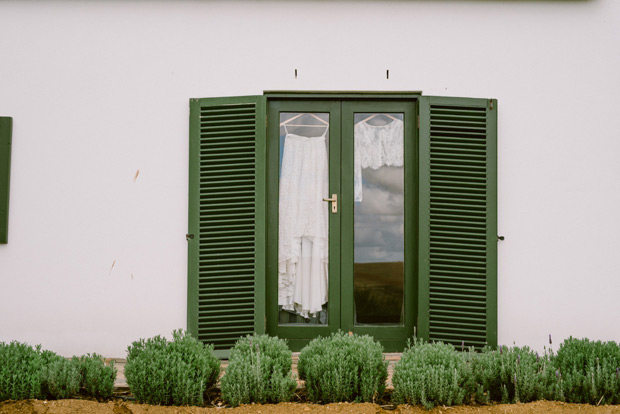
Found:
[419,97,497,349]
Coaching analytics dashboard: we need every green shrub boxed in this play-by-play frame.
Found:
[0,342,86,401]
[0,341,45,400]
[471,345,557,404]
[553,337,620,404]
[297,331,388,403]
[392,339,470,409]
[73,353,117,399]
[220,334,296,406]
[40,351,80,399]
[124,330,220,406]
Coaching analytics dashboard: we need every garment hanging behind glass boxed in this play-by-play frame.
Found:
[282,123,329,138]
[278,113,330,320]
[280,112,329,127]
[278,127,329,319]
[280,113,329,138]
[356,113,399,125]
[353,115,404,202]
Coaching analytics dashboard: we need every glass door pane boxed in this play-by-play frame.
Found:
[278,112,330,325]
[353,113,405,325]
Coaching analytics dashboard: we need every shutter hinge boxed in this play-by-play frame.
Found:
[186,233,195,241]
[489,99,494,110]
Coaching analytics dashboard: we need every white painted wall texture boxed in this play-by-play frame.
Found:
[0,0,619,357]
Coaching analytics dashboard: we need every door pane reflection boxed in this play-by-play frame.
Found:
[353,113,404,325]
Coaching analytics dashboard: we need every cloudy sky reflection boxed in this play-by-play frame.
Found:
[353,112,405,264]
[354,166,404,263]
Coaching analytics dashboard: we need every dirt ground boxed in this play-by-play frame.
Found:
[2,400,620,414]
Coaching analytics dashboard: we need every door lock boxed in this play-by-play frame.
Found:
[322,194,338,213]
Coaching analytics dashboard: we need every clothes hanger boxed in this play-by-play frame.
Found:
[357,113,399,125]
[279,113,329,127]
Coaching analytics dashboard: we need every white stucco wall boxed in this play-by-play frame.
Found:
[0,0,619,358]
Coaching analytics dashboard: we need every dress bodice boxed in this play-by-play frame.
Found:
[354,118,404,202]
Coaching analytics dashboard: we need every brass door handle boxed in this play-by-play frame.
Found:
[322,194,337,213]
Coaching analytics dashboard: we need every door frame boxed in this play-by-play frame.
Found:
[265,95,420,352]
[341,101,418,351]
[265,100,342,350]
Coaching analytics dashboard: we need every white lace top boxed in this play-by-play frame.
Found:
[354,118,404,202]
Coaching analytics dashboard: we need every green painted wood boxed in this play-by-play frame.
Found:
[341,101,417,351]
[264,91,423,100]
[486,99,498,348]
[418,96,497,349]
[0,117,12,244]
[265,100,341,348]
[188,96,266,351]
[213,349,231,360]
[188,92,496,353]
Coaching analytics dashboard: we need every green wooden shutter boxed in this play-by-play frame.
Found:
[418,96,497,348]
[188,96,266,354]
[0,117,12,244]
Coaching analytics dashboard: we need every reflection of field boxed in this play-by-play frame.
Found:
[354,262,404,324]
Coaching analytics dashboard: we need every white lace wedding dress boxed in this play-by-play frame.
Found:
[278,130,329,319]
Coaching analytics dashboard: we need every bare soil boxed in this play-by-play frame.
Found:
[2,400,620,414]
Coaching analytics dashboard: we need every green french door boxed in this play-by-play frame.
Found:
[266,99,416,351]
[341,101,416,351]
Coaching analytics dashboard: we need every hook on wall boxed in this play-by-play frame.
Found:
[295,69,298,79]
